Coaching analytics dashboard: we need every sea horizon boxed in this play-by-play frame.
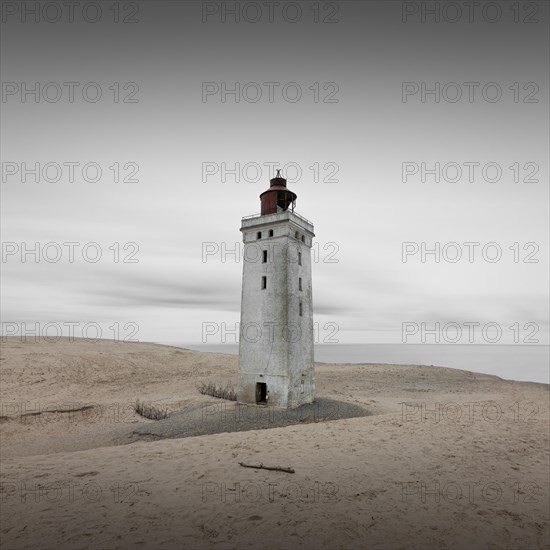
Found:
[168,342,550,385]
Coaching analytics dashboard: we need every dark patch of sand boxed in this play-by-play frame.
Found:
[131,398,369,441]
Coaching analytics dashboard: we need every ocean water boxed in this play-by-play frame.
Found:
[175,343,549,385]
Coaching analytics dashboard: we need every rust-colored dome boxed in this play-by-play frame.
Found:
[259,171,297,215]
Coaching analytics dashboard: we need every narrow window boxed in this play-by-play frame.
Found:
[295,231,299,239]
[257,231,262,239]
[299,302,303,316]
[299,277,302,291]
[298,252,302,266]
[262,250,268,263]
[301,235,305,243]
[269,229,274,237]
[261,276,267,289]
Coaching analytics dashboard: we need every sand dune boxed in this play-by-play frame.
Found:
[1,337,548,549]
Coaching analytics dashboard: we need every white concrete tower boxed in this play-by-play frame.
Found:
[237,170,315,409]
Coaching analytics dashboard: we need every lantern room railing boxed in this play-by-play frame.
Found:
[241,210,314,227]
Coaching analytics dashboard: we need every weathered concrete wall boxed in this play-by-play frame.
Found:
[237,211,315,409]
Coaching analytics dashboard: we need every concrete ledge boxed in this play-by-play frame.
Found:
[241,211,314,235]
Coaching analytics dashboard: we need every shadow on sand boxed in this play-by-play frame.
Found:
[132,398,370,441]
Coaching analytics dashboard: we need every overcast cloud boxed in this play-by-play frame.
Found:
[1,1,548,346]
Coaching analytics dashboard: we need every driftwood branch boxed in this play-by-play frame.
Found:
[238,461,295,474]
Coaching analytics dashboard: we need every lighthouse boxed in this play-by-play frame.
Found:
[236,170,315,409]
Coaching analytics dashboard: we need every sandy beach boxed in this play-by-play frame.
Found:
[1,337,548,549]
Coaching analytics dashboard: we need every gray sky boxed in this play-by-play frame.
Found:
[1,1,548,345]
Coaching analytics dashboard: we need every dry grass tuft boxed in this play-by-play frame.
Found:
[134,399,169,420]
[198,381,237,401]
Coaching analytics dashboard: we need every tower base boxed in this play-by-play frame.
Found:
[237,372,315,409]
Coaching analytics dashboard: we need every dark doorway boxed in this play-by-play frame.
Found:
[255,382,267,404]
